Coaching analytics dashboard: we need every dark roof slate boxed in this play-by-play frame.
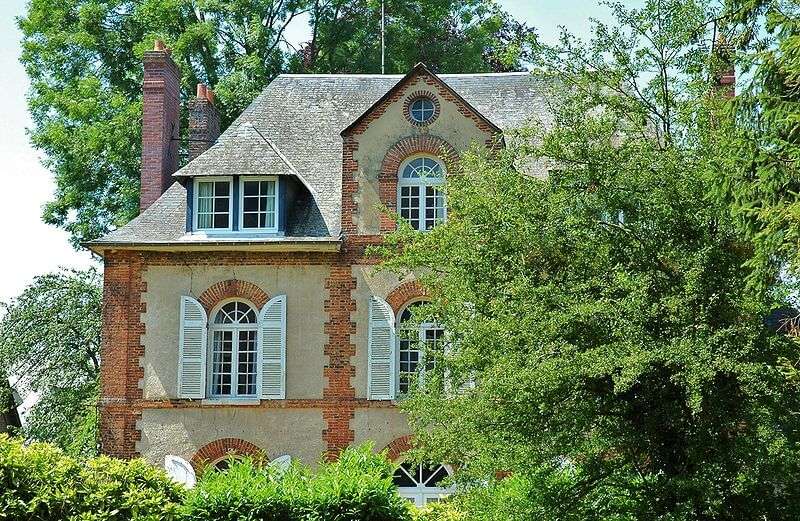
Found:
[90,71,553,247]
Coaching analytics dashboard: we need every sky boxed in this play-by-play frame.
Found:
[0,0,617,306]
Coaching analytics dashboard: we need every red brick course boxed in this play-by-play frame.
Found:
[198,279,270,312]
[384,435,414,461]
[190,438,265,470]
[402,90,441,126]
[386,280,428,314]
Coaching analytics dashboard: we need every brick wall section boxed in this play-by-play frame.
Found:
[190,438,265,470]
[141,44,181,212]
[188,84,221,161]
[100,250,146,459]
[198,279,270,313]
[384,435,414,461]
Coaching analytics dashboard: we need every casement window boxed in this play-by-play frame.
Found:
[393,462,454,506]
[240,177,278,231]
[178,295,286,400]
[367,297,442,400]
[195,178,233,231]
[193,176,279,233]
[398,156,446,231]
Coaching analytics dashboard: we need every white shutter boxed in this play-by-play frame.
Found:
[178,296,207,399]
[258,295,286,399]
[368,296,395,400]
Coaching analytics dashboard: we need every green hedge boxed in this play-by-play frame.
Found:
[0,435,414,521]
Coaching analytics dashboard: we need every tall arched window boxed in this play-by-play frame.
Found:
[398,156,446,231]
[397,301,443,394]
[209,300,259,397]
[393,462,454,506]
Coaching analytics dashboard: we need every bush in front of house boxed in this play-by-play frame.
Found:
[0,434,184,520]
[183,443,413,521]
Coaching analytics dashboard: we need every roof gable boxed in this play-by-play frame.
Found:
[341,63,502,136]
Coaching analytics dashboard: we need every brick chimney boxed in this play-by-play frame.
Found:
[140,40,181,212]
[713,35,735,98]
[188,83,221,161]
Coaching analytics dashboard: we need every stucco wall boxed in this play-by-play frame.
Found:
[352,408,411,453]
[353,77,492,234]
[141,265,329,400]
[137,408,326,466]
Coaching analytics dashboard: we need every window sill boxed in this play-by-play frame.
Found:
[201,398,261,406]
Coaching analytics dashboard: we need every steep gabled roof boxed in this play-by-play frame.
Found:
[341,63,502,136]
[88,69,554,249]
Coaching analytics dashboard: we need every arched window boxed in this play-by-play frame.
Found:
[393,462,454,506]
[398,156,446,231]
[397,301,443,394]
[209,300,259,397]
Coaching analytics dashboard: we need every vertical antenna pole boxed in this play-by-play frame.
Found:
[381,0,385,74]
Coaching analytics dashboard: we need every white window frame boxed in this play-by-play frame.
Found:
[409,97,436,123]
[207,299,260,399]
[194,176,234,232]
[394,461,455,507]
[238,176,279,233]
[396,300,443,396]
[397,155,447,232]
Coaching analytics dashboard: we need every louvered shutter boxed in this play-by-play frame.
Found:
[258,295,286,399]
[368,296,395,400]
[178,296,207,399]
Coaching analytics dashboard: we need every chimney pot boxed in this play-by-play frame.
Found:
[206,88,215,105]
[154,39,165,51]
[196,83,207,98]
[188,84,221,162]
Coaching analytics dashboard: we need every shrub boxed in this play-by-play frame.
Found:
[183,443,413,521]
[0,434,184,520]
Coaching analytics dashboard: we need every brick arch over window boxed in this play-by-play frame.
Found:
[378,135,458,233]
[198,279,270,313]
[190,438,265,470]
[383,435,414,462]
[386,280,428,314]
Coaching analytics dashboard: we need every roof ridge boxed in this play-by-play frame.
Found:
[277,71,532,79]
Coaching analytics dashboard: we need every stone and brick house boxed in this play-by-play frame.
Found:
[86,41,547,505]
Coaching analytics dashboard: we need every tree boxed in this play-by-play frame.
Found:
[18,0,535,247]
[0,268,102,457]
[709,0,800,285]
[374,1,800,518]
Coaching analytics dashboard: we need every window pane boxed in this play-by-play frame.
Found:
[215,181,230,196]
[244,196,258,212]
[214,197,229,213]
[243,213,258,228]
[198,182,213,197]
[243,181,259,196]
[214,213,229,228]
[197,213,212,229]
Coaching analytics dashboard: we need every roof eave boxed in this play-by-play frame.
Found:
[83,238,342,257]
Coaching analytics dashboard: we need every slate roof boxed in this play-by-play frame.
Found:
[89,69,554,249]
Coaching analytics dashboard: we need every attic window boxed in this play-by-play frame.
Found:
[195,178,232,230]
[404,94,440,126]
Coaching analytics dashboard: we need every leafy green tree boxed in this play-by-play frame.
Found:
[709,0,800,284]
[374,1,800,518]
[19,0,534,247]
[0,268,102,457]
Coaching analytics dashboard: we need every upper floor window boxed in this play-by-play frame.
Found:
[194,176,278,233]
[241,177,277,231]
[409,97,436,124]
[209,301,258,398]
[398,156,446,231]
[196,178,232,230]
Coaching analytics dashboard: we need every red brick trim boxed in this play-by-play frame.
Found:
[386,280,428,314]
[190,438,265,470]
[403,91,441,126]
[378,135,458,233]
[384,435,414,461]
[198,279,270,312]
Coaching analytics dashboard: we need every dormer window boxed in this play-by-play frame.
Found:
[196,178,232,230]
[193,176,280,234]
[241,177,277,231]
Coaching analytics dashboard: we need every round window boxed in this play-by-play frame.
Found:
[409,97,436,124]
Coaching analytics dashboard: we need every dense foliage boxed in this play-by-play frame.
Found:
[0,268,102,456]
[0,434,184,520]
[184,444,412,520]
[18,0,535,246]
[373,0,800,518]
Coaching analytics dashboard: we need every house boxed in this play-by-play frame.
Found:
[86,41,548,505]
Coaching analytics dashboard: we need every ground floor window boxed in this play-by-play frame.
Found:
[393,462,454,506]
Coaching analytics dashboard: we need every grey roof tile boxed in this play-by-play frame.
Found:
[90,71,553,247]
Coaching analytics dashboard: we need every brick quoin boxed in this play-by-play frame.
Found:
[198,279,270,312]
[190,438,265,471]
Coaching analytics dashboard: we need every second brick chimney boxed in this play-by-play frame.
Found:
[188,83,221,161]
[140,40,181,212]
